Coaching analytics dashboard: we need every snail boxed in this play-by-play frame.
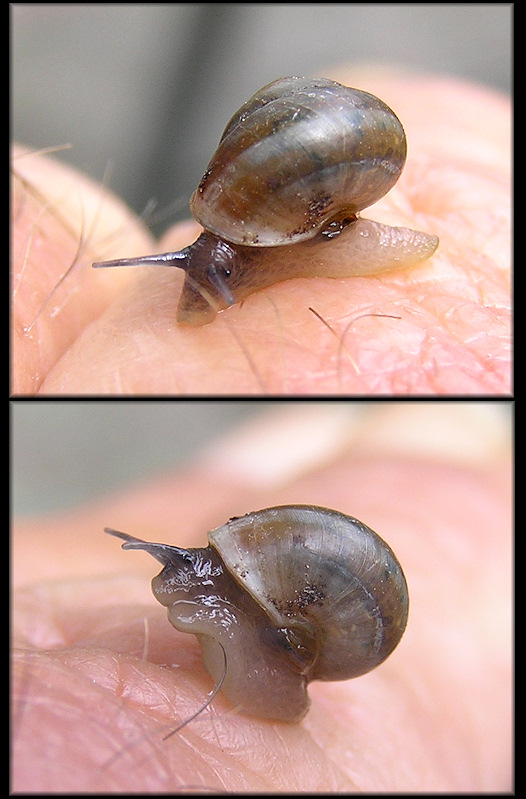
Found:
[106,504,409,723]
[93,77,438,326]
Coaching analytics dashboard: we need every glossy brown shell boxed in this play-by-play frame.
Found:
[190,77,407,247]
[208,505,409,682]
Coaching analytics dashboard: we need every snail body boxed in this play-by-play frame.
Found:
[94,77,438,326]
[106,505,409,722]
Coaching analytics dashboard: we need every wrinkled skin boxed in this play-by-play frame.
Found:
[11,69,510,394]
[12,404,512,791]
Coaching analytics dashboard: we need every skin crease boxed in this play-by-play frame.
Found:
[11,69,510,395]
[12,404,512,792]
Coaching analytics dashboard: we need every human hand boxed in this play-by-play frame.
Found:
[12,69,510,394]
[12,403,512,791]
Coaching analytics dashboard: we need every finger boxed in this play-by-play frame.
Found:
[11,144,155,393]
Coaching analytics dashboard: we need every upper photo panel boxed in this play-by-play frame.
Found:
[12,5,511,395]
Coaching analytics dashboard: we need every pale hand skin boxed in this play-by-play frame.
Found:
[11,69,510,394]
[12,405,512,791]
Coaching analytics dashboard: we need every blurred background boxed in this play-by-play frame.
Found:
[12,401,511,516]
[12,401,261,514]
[12,4,511,237]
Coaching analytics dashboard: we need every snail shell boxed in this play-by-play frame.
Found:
[94,77,438,325]
[106,505,409,722]
[190,76,407,247]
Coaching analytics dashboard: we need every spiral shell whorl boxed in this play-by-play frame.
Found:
[190,77,407,247]
[208,505,409,682]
